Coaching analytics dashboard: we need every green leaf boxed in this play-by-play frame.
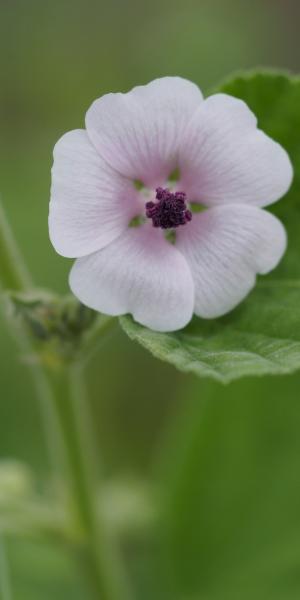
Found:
[120,71,300,382]
[219,71,300,281]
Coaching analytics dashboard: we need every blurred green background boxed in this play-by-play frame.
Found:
[1,1,300,598]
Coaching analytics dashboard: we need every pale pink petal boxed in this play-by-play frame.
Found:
[86,77,203,186]
[49,129,141,258]
[179,94,293,207]
[175,205,286,318]
[69,225,195,332]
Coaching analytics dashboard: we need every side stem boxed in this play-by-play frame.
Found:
[0,201,132,599]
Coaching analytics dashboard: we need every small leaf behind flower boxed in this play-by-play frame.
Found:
[120,72,300,382]
[7,290,99,364]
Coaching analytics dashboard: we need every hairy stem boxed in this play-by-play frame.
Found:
[46,362,132,599]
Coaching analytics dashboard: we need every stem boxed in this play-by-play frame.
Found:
[47,362,131,600]
[0,201,132,599]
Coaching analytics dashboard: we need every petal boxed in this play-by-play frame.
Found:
[86,77,203,186]
[49,129,140,258]
[179,94,293,207]
[175,205,286,318]
[69,225,195,332]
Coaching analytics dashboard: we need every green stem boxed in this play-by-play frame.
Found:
[0,202,132,599]
[47,362,131,600]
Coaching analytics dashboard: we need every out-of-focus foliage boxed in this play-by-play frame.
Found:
[1,1,300,598]
[5,538,86,600]
[160,373,300,599]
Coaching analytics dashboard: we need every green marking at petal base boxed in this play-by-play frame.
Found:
[168,167,181,182]
[133,179,145,191]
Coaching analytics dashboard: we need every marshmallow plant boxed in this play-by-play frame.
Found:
[50,77,291,333]
[48,72,300,383]
[1,72,300,599]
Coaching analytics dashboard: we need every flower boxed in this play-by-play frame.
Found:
[49,77,293,332]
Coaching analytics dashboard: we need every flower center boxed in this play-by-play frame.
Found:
[145,188,192,229]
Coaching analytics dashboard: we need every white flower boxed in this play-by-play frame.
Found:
[49,77,293,332]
